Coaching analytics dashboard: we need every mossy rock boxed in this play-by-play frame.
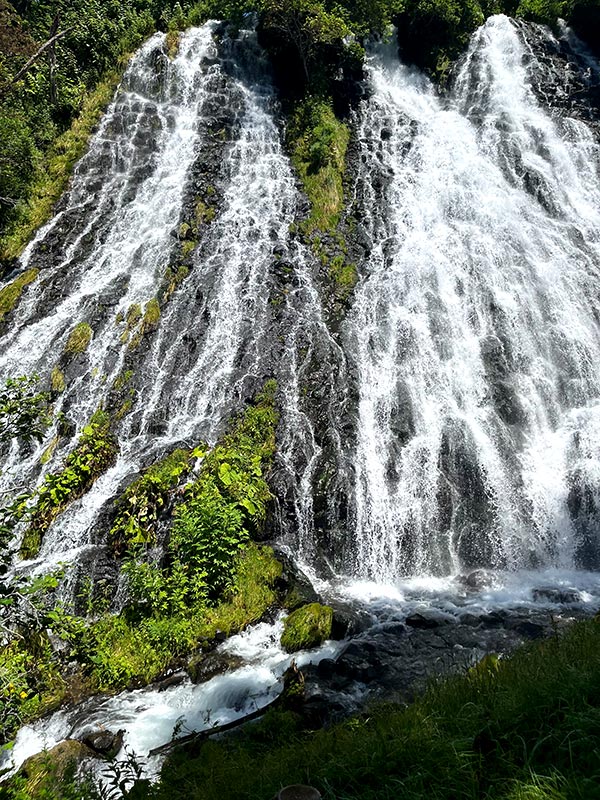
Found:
[18,740,97,798]
[281,603,333,654]
[64,322,92,355]
[0,268,39,323]
[51,367,65,394]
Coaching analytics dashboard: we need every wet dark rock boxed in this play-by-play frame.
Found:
[405,610,451,629]
[459,613,482,627]
[80,728,125,758]
[508,620,545,639]
[532,587,582,604]
[329,602,372,640]
[479,611,506,628]
[156,672,187,691]
[275,551,321,611]
[316,658,337,679]
[187,651,244,683]
[459,569,494,590]
[213,630,227,645]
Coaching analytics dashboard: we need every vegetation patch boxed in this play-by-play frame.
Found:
[1,71,123,265]
[21,410,117,559]
[280,603,333,653]
[290,99,350,234]
[0,268,39,323]
[70,544,281,691]
[50,366,65,394]
[63,322,92,356]
[110,447,193,553]
[127,297,161,349]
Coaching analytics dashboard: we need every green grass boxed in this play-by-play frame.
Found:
[0,268,39,323]
[290,99,350,233]
[147,617,600,800]
[1,71,123,264]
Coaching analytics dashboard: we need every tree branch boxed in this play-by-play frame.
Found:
[0,27,72,96]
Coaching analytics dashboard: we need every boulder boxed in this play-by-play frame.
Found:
[532,587,582,605]
[80,728,124,758]
[281,604,333,654]
[188,651,244,684]
[18,740,97,799]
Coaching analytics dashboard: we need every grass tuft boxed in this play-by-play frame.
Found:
[0,268,39,323]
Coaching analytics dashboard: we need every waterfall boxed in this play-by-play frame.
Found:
[0,22,334,594]
[2,12,600,778]
[345,15,600,584]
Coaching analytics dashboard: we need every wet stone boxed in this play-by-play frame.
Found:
[532,587,582,604]
[187,651,244,683]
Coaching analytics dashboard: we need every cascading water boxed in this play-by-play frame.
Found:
[2,10,600,782]
[343,15,600,585]
[0,21,335,589]
[0,19,342,773]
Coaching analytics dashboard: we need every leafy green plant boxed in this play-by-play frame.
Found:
[21,410,117,558]
[110,448,193,552]
[0,374,50,445]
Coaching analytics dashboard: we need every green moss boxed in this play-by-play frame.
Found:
[21,410,117,558]
[181,238,197,258]
[112,369,134,393]
[15,740,93,799]
[144,297,160,328]
[166,29,180,59]
[162,264,190,303]
[64,322,92,356]
[127,298,161,349]
[329,255,358,297]
[290,99,350,233]
[1,72,124,263]
[126,303,142,328]
[194,199,216,227]
[0,268,39,323]
[51,367,65,394]
[280,603,333,653]
[40,435,59,466]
